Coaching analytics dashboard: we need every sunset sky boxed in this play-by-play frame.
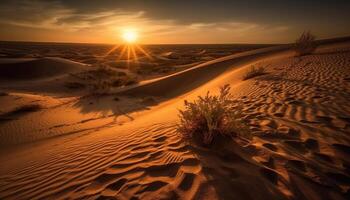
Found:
[0,0,349,44]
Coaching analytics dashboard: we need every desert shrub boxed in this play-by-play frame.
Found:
[90,64,118,77]
[124,78,138,86]
[89,64,138,94]
[243,65,266,80]
[177,85,250,147]
[294,31,316,56]
[111,75,138,87]
[91,80,112,95]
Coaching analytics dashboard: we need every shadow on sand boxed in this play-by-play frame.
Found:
[187,138,289,200]
[72,45,290,119]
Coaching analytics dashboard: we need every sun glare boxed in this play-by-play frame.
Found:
[104,28,151,65]
[122,30,138,43]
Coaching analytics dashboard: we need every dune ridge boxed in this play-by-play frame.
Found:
[0,57,88,81]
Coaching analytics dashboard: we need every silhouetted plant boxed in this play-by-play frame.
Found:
[294,31,317,56]
[243,65,266,80]
[90,64,138,95]
[177,85,250,147]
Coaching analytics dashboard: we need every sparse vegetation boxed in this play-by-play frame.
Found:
[111,76,138,87]
[177,85,249,147]
[294,31,317,56]
[84,64,138,95]
[243,65,266,80]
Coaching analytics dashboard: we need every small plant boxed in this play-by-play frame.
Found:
[91,79,112,95]
[177,85,249,147]
[111,76,138,87]
[243,65,266,80]
[89,64,138,95]
[294,31,316,56]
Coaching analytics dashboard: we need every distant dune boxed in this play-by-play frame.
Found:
[0,57,87,81]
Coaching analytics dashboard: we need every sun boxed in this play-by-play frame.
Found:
[122,29,138,44]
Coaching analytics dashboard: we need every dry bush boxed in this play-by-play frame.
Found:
[294,31,316,56]
[177,85,250,147]
[89,64,138,95]
[90,64,119,77]
[243,65,266,80]
[111,76,138,87]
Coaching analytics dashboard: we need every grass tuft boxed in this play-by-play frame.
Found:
[243,65,266,80]
[294,31,317,56]
[89,65,138,95]
[177,84,250,147]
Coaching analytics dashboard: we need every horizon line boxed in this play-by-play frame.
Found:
[1,35,350,46]
[0,39,279,46]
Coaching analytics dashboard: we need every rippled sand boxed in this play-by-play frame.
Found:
[0,41,349,199]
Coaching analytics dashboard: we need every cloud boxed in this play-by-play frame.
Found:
[0,0,72,28]
[0,0,292,43]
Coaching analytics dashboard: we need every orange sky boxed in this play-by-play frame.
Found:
[0,0,349,44]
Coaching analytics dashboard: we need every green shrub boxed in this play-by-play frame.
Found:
[177,85,249,147]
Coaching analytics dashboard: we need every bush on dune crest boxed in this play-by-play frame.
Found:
[177,85,250,147]
[243,65,266,80]
[89,64,138,95]
[294,31,317,56]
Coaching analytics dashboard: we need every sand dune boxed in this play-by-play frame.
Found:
[119,45,289,98]
[0,57,92,96]
[0,41,350,199]
[0,57,87,81]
